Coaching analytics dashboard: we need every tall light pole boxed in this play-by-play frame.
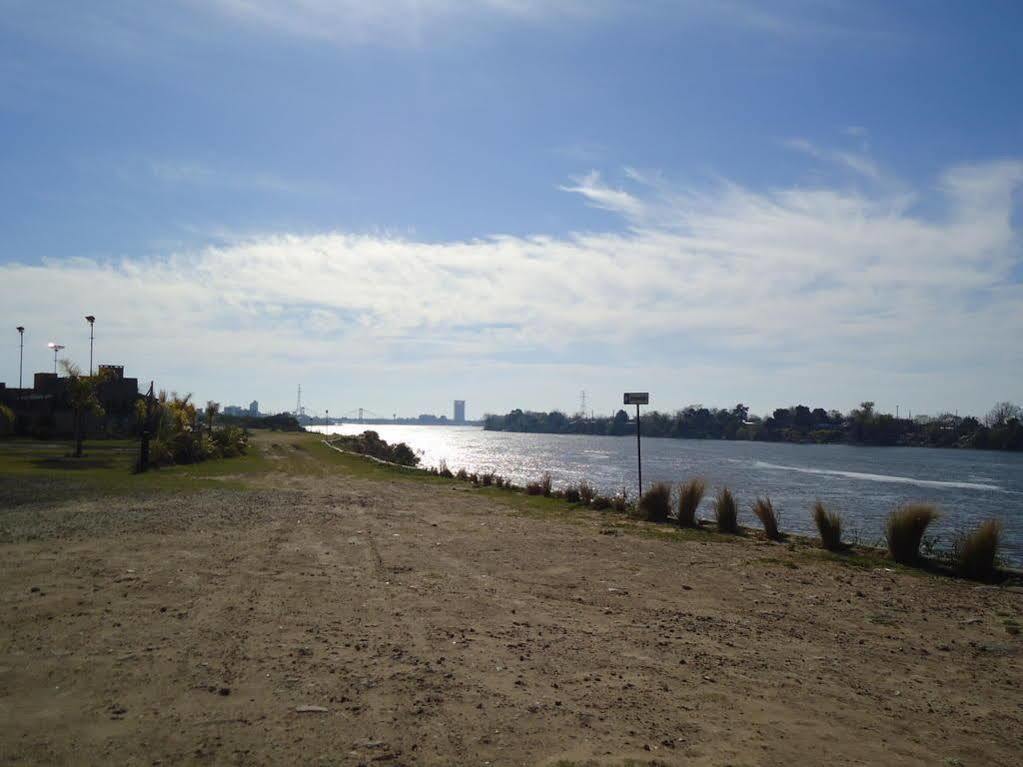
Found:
[85,315,95,376]
[16,326,24,390]
[47,342,65,374]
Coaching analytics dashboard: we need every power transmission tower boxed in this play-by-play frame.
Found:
[579,390,587,416]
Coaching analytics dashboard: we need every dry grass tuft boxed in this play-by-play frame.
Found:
[752,496,781,540]
[540,472,553,497]
[564,486,582,503]
[714,488,739,533]
[812,500,843,551]
[949,519,1001,580]
[885,503,939,564]
[612,489,630,513]
[481,471,494,487]
[639,482,672,523]
[438,459,453,478]
[525,481,543,496]
[677,478,706,527]
[578,481,596,505]
[591,495,611,511]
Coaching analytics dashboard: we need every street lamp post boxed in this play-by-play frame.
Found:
[16,326,24,390]
[85,316,95,376]
[47,342,65,374]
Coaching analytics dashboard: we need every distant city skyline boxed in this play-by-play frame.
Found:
[1,3,1020,416]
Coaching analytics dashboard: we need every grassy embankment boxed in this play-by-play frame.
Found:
[1,431,1012,580]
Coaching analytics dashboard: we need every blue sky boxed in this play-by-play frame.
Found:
[1,1,1021,418]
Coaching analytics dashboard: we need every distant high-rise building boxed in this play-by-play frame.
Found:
[454,400,466,423]
[249,400,259,416]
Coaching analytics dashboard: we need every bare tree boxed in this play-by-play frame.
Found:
[985,401,1022,428]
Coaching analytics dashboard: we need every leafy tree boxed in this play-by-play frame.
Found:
[609,409,629,435]
[61,361,108,458]
[205,400,220,437]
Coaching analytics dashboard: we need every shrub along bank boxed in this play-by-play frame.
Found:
[327,431,1011,582]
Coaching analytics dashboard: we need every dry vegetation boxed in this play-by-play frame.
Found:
[886,503,940,564]
[401,449,1008,581]
[714,487,739,533]
[813,500,844,552]
[752,496,781,540]
[677,478,706,528]
[950,519,1002,580]
[639,482,672,523]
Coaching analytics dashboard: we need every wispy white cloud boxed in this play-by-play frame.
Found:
[559,171,647,222]
[784,137,884,181]
[190,0,884,48]
[196,0,607,46]
[2,157,1020,414]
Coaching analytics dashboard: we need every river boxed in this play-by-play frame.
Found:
[310,424,1023,566]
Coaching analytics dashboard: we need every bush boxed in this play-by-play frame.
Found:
[330,431,419,467]
[525,481,543,496]
[578,481,596,505]
[714,488,739,533]
[886,503,939,564]
[438,459,453,478]
[0,404,14,437]
[752,496,781,540]
[540,472,553,497]
[813,501,843,551]
[212,425,247,458]
[481,471,494,486]
[591,495,612,511]
[612,489,630,513]
[678,478,706,527]
[468,472,479,485]
[456,468,469,481]
[639,482,672,523]
[564,486,581,503]
[949,519,1001,580]
[494,475,505,488]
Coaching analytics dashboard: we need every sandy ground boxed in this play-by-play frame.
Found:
[1,438,1021,766]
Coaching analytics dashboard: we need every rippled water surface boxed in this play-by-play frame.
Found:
[311,424,1023,565]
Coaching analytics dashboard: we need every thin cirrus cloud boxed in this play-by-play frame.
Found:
[198,0,608,46]
[1,153,1020,412]
[195,0,877,47]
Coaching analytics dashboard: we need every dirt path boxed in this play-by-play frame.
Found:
[1,440,1021,765]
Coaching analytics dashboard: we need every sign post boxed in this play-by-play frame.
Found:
[623,392,649,503]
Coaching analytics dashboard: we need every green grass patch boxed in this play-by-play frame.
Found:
[0,435,267,506]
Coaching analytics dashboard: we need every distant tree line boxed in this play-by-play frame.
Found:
[483,401,1023,451]
[217,412,303,432]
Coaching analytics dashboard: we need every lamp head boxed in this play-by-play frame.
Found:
[16,326,24,334]
[85,315,95,324]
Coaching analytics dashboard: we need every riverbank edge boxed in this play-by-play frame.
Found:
[321,437,1023,585]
